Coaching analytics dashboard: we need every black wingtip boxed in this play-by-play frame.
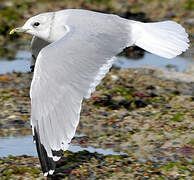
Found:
[33,127,56,176]
[30,65,35,72]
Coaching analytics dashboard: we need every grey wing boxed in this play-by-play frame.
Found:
[30,12,131,175]
[30,36,50,72]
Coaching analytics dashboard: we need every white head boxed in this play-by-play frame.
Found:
[10,12,67,42]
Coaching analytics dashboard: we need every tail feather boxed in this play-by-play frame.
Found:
[131,20,189,58]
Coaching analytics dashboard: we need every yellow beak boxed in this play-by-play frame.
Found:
[9,29,15,35]
[9,27,28,35]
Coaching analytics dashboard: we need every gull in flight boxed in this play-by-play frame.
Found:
[10,9,189,176]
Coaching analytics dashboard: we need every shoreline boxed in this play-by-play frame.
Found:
[0,67,193,179]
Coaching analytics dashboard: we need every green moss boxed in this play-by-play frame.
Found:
[163,162,176,171]
[8,155,16,159]
[12,166,21,174]
[188,139,194,145]
[107,155,123,160]
[170,112,184,122]
[150,96,166,104]
[184,0,194,10]
[0,160,5,164]
[89,0,111,4]
[111,86,134,100]
[146,128,153,132]
[30,168,40,175]
[4,169,14,178]
[160,161,191,174]
[157,177,165,180]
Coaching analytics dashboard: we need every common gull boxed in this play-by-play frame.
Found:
[10,9,189,176]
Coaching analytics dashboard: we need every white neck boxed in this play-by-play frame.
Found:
[47,12,69,42]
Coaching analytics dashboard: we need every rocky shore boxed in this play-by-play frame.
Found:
[0,67,193,179]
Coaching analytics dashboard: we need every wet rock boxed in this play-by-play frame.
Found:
[120,46,145,59]
[164,12,176,19]
[0,5,7,10]
[121,11,149,22]
[146,85,156,90]
[118,99,132,110]
[184,18,194,26]
[134,99,148,108]
[110,74,118,81]
[101,111,110,116]
[93,95,120,110]
[138,158,147,163]
[184,64,194,76]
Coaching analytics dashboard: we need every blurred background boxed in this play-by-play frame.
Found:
[0,0,194,179]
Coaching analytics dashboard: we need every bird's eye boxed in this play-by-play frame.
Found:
[33,22,40,27]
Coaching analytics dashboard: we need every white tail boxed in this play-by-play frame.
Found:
[130,21,189,59]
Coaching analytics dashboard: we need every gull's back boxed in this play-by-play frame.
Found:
[56,9,133,45]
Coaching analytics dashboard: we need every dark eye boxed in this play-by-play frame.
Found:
[33,22,40,27]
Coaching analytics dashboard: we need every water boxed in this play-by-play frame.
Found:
[0,136,35,157]
[0,135,123,158]
[115,53,193,72]
[0,50,30,74]
[0,50,193,74]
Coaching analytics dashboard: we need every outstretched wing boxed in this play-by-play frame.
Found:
[30,11,130,176]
